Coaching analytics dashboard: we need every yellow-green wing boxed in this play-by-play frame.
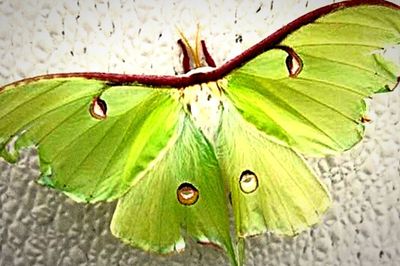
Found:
[0,77,241,264]
[217,101,330,236]
[0,77,181,202]
[225,4,400,156]
[111,115,237,265]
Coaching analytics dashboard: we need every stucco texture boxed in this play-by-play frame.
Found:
[0,0,399,265]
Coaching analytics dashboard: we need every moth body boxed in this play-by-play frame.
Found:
[181,79,223,142]
[179,75,225,142]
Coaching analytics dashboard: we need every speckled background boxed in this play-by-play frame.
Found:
[0,0,399,265]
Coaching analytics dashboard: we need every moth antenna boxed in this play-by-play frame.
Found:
[177,39,191,73]
[177,28,198,70]
[194,24,202,68]
[201,40,216,67]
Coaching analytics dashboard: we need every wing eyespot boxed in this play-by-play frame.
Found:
[89,97,107,120]
[239,170,259,194]
[177,183,199,205]
[275,45,303,77]
[286,53,302,77]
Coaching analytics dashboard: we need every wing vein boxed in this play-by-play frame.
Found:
[18,94,99,144]
[247,126,316,230]
[227,91,293,146]
[264,140,321,218]
[293,43,382,49]
[257,150,296,234]
[260,86,344,149]
[64,116,124,191]
[314,21,395,33]
[238,76,345,150]
[0,81,67,121]
[50,119,106,162]
[293,77,368,97]
[279,82,360,123]
[300,52,394,83]
[37,102,88,145]
[89,105,145,197]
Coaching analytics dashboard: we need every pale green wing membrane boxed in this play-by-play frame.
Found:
[225,5,400,156]
[0,77,237,263]
[217,101,330,236]
[111,116,236,264]
[0,78,181,202]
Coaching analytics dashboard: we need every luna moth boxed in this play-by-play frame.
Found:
[0,0,399,265]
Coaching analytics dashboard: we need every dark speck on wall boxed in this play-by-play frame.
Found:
[235,34,243,43]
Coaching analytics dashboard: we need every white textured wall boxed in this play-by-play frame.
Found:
[0,0,399,265]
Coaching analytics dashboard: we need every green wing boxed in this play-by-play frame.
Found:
[0,77,237,263]
[218,3,399,239]
[111,115,236,265]
[0,77,181,202]
[225,4,400,156]
[217,101,330,237]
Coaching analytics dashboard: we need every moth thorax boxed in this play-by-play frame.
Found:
[182,80,224,142]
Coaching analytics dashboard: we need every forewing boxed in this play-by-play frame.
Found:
[0,78,181,202]
[225,4,400,156]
